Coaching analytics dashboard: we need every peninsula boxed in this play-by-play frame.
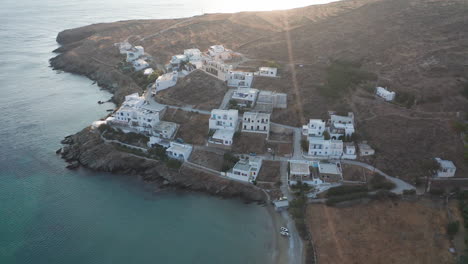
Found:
[52,0,468,262]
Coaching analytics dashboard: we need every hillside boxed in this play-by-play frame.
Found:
[50,0,468,182]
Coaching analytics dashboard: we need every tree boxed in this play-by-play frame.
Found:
[301,139,309,152]
[447,221,460,239]
[323,131,330,140]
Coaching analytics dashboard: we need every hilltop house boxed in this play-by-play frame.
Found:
[155,71,178,92]
[257,67,277,77]
[202,59,232,81]
[208,109,239,146]
[242,112,270,134]
[126,46,144,62]
[207,45,231,61]
[329,112,355,139]
[227,71,254,88]
[166,142,193,161]
[116,42,132,54]
[308,138,343,159]
[302,119,326,137]
[170,54,188,70]
[143,68,154,75]
[376,86,396,101]
[318,162,343,183]
[108,93,165,135]
[435,158,456,177]
[358,142,375,156]
[132,59,149,71]
[227,156,263,182]
[184,48,203,68]
[231,88,259,107]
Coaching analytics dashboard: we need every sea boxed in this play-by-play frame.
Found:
[0,0,333,263]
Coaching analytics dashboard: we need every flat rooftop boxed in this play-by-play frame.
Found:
[290,161,310,176]
[318,163,341,175]
[213,129,234,140]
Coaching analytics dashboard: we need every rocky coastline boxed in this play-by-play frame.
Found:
[58,127,267,202]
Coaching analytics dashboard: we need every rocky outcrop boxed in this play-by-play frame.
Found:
[60,128,266,202]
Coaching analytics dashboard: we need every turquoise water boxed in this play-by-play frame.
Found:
[0,1,284,263]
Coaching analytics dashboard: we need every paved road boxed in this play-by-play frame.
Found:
[219,88,236,109]
[340,160,416,194]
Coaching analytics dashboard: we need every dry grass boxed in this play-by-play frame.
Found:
[156,70,228,110]
[307,198,458,264]
[232,133,267,154]
[188,149,225,171]
[162,108,209,145]
[257,160,281,183]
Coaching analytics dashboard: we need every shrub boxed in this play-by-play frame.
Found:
[403,189,416,195]
[371,190,398,200]
[166,159,182,169]
[326,185,368,197]
[326,192,369,206]
[447,221,460,239]
[323,131,330,140]
[429,188,444,196]
[266,60,280,68]
[301,139,309,152]
[148,145,167,160]
[370,174,396,190]
[395,91,416,108]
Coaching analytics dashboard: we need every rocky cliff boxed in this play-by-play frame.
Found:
[60,128,266,202]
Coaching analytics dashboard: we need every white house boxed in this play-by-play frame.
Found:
[376,87,396,101]
[342,143,357,160]
[126,46,144,62]
[308,138,343,159]
[166,142,193,161]
[242,112,270,134]
[318,162,343,183]
[208,45,231,61]
[116,42,132,54]
[153,121,178,139]
[170,54,188,69]
[329,112,355,139]
[155,71,178,92]
[257,67,277,77]
[228,156,263,182]
[209,109,238,131]
[132,59,149,71]
[202,59,232,81]
[231,88,259,107]
[358,142,375,157]
[184,48,203,68]
[109,93,163,135]
[210,129,235,146]
[288,160,324,186]
[435,158,456,177]
[227,71,254,88]
[302,119,326,137]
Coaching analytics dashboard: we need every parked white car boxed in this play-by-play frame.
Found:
[280,231,290,237]
[280,227,289,232]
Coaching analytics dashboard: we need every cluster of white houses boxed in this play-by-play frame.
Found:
[116,42,151,72]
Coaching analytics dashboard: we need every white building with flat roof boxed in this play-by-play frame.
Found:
[126,46,144,62]
[155,71,178,92]
[202,59,232,81]
[208,45,231,61]
[257,67,277,77]
[170,54,188,69]
[231,88,259,107]
[109,93,164,135]
[209,109,238,131]
[227,71,253,88]
[318,162,343,183]
[308,138,343,159]
[329,112,355,139]
[153,121,178,139]
[210,129,235,146]
[435,158,456,178]
[228,156,263,182]
[302,119,326,137]
[242,112,270,134]
[342,143,357,160]
[167,142,193,161]
[184,48,203,68]
[376,87,396,101]
[358,143,375,156]
[132,59,149,71]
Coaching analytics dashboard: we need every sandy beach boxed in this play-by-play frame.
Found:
[266,204,303,264]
